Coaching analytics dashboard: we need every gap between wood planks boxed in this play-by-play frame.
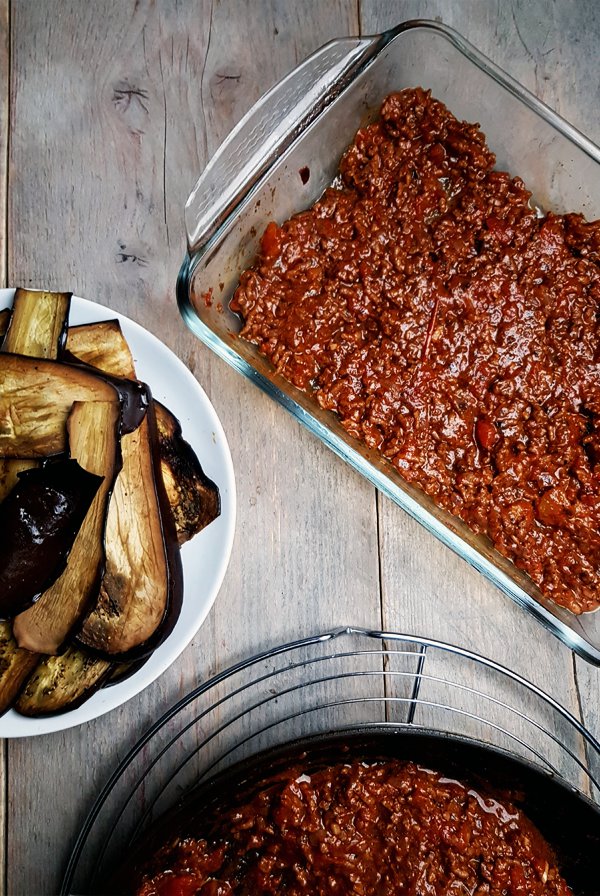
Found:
[1,1,9,893]
[1,0,8,288]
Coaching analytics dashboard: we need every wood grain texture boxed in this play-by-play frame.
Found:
[0,0,6,289]
[4,1,600,893]
[6,2,369,894]
[0,2,8,892]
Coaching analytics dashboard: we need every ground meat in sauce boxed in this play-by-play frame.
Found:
[230,87,600,615]
[132,760,571,895]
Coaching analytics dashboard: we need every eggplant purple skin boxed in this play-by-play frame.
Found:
[60,350,149,434]
[0,459,103,618]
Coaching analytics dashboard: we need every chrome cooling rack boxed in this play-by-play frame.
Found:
[62,626,600,894]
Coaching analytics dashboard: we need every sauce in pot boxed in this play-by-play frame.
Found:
[132,759,571,895]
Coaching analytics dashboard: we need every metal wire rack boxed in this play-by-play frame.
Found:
[61,626,600,894]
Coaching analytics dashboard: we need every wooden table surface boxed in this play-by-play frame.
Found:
[2,1,600,892]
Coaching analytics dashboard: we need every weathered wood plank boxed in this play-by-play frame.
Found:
[6,1,366,894]
[0,0,6,290]
[0,0,8,891]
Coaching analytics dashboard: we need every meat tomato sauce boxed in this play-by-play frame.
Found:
[130,759,570,895]
[231,88,600,615]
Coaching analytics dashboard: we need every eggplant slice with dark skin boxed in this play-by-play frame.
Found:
[0,352,148,457]
[64,321,185,659]
[155,401,220,544]
[15,645,113,717]
[13,399,122,655]
[0,289,72,501]
[1,288,71,358]
[0,459,103,617]
[77,396,184,660]
[67,320,220,543]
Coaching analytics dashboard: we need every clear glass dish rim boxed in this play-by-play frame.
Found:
[177,18,600,665]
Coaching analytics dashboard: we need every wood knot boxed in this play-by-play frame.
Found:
[112,80,149,135]
[115,241,148,267]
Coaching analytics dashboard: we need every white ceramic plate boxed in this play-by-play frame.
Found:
[0,289,236,737]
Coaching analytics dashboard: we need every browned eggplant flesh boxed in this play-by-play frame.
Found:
[14,645,112,717]
[66,320,136,378]
[0,353,148,457]
[1,288,71,358]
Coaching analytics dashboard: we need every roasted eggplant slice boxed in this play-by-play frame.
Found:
[1,288,71,357]
[0,353,148,457]
[65,319,220,543]
[63,319,184,658]
[0,289,73,499]
[155,402,220,543]
[104,656,148,685]
[78,399,183,659]
[0,354,120,457]
[0,622,39,715]
[0,459,103,617]
[14,645,112,716]
[13,400,121,655]
[66,320,136,379]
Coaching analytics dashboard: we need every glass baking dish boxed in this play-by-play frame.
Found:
[177,20,600,664]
